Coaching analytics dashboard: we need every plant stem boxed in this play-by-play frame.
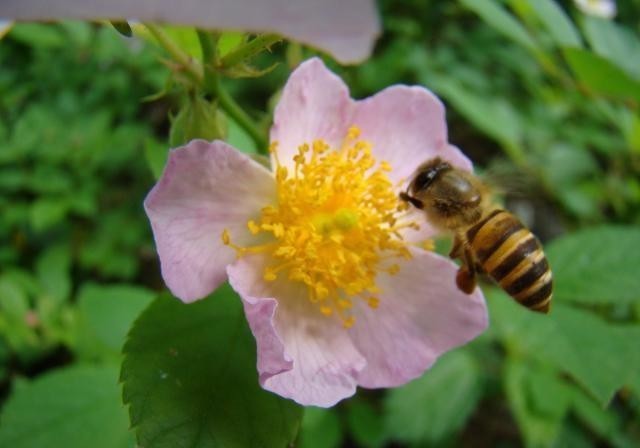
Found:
[217,84,268,151]
[196,30,219,93]
[144,23,203,85]
[147,25,268,151]
[197,30,268,150]
[219,34,282,68]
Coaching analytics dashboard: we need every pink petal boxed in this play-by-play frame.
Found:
[4,0,380,64]
[273,59,473,187]
[227,254,366,407]
[145,140,275,302]
[349,249,488,388]
[270,58,354,169]
[352,85,473,184]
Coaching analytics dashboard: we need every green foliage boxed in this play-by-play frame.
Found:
[346,400,387,448]
[298,407,343,448]
[519,0,582,47]
[384,350,484,445]
[110,21,133,38]
[169,94,227,147]
[491,294,640,407]
[121,284,303,447]
[0,365,133,448]
[564,48,640,102]
[460,0,539,52]
[0,20,163,281]
[581,16,640,80]
[547,226,640,304]
[77,284,155,353]
[505,359,573,446]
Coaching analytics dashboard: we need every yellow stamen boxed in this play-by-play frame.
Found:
[224,126,416,327]
[420,239,436,251]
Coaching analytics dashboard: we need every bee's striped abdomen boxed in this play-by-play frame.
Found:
[466,209,552,313]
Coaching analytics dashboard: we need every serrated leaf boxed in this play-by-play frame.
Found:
[460,0,539,52]
[0,365,133,448]
[489,294,640,406]
[298,408,342,448]
[582,16,640,80]
[383,350,483,444]
[546,226,640,304]
[564,48,640,102]
[520,0,582,47]
[121,284,303,447]
[78,283,155,352]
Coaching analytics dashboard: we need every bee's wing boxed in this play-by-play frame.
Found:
[476,160,538,203]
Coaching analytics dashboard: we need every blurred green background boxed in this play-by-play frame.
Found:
[1,0,640,446]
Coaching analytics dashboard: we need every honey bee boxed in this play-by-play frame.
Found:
[400,157,552,313]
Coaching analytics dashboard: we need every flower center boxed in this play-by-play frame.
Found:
[223,126,419,327]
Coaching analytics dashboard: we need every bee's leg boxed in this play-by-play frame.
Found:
[456,248,477,294]
[449,234,464,259]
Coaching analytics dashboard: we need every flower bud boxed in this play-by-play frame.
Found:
[169,94,227,146]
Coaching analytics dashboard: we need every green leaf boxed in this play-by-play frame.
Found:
[564,48,640,102]
[144,138,169,180]
[121,284,303,447]
[570,386,634,447]
[227,114,258,154]
[133,24,202,60]
[0,274,29,318]
[0,274,38,358]
[36,243,71,304]
[431,77,522,147]
[298,408,342,448]
[490,294,640,406]
[521,0,582,47]
[110,21,133,38]
[8,23,66,48]
[460,0,539,52]
[546,226,640,304]
[582,16,640,80]
[218,32,245,56]
[383,350,483,444]
[78,283,155,352]
[29,198,68,232]
[505,360,573,447]
[0,365,133,448]
[346,400,387,448]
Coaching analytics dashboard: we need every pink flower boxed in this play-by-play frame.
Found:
[2,0,379,64]
[145,58,488,407]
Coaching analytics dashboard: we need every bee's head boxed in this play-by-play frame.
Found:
[400,157,484,229]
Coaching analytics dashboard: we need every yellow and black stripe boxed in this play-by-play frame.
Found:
[466,209,552,313]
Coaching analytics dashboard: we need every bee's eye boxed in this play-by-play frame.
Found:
[413,170,437,191]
